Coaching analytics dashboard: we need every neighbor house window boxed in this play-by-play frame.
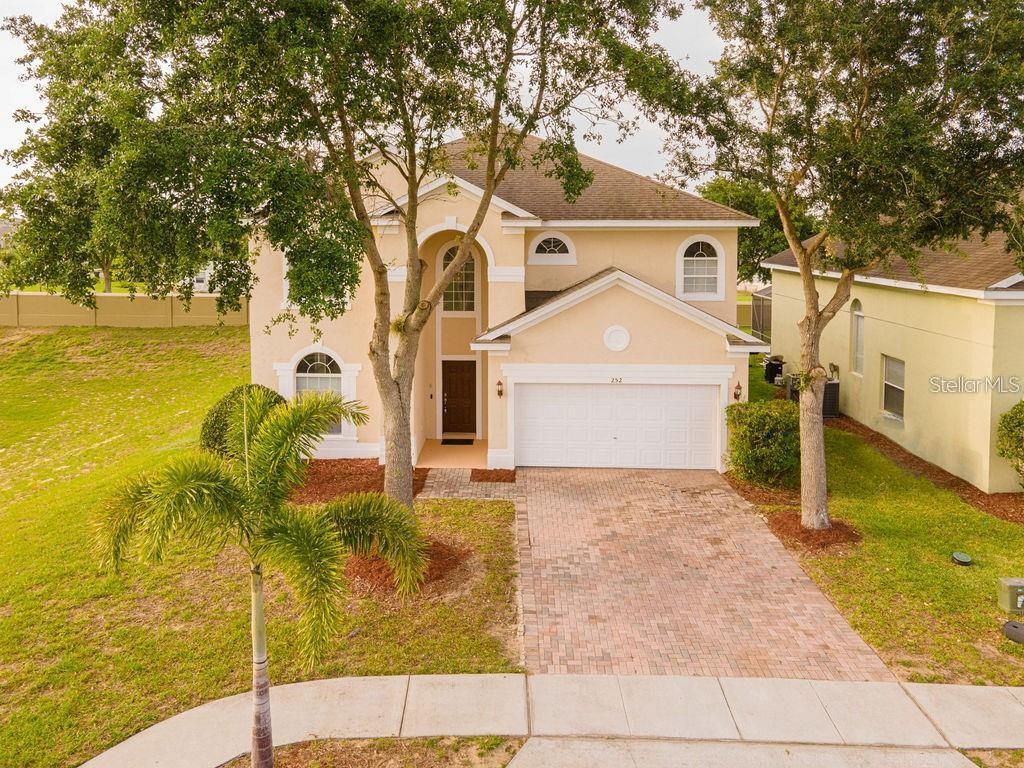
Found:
[851,299,865,375]
[295,352,344,434]
[528,232,576,265]
[882,355,905,420]
[442,246,475,312]
[679,240,721,298]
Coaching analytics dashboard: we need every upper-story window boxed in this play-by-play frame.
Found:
[295,352,344,434]
[528,232,576,265]
[676,237,725,301]
[850,299,865,375]
[442,246,475,312]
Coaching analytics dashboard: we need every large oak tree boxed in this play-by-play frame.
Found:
[3,0,670,507]
[620,0,1024,528]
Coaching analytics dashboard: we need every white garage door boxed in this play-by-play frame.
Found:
[514,383,719,469]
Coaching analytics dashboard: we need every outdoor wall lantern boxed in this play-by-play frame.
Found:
[497,380,504,398]
[733,381,743,401]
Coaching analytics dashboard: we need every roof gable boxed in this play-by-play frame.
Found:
[474,268,767,353]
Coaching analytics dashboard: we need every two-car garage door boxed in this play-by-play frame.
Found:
[514,383,719,469]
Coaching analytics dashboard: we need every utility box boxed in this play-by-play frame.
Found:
[998,578,1024,614]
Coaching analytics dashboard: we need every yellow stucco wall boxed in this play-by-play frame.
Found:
[524,228,738,325]
[771,270,1022,492]
[991,303,1024,491]
[485,284,746,452]
[250,177,750,463]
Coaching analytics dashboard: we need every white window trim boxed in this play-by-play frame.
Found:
[438,239,479,317]
[488,363,735,472]
[675,235,726,302]
[527,231,577,266]
[273,344,362,441]
[881,355,905,422]
[851,301,865,376]
[434,243,483,439]
[281,254,293,310]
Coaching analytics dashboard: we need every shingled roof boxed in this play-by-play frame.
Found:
[444,136,756,222]
[763,230,1022,292]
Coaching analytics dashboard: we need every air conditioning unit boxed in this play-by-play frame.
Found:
[785,375,840,418]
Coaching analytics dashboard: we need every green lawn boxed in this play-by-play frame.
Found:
[798,429,1024,685]
[741,350,1024,685]
[747,353,779,403]
[0,327,518,768]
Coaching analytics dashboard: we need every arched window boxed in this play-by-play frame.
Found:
[528,232,576,265]
[442,246,475,312]
[295,352,344,434]
[680,240,720,297]
[850,299,865,375]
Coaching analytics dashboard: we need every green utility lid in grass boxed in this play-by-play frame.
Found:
[952,552,973,566]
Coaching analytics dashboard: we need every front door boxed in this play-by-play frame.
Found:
[442,360,476,434]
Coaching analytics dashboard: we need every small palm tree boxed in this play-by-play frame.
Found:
[98,387,427,768]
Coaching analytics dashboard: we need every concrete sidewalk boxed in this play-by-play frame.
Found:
[82,674,1024,768]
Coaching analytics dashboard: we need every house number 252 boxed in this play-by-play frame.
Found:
[610,377,623,384]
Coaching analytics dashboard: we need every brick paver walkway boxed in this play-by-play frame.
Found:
[518,468,892,681]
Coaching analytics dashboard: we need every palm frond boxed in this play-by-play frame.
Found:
[323,492,428,596]
[254,506,345,667]
[224,385,284,465]
[246,392,359,509]
[101,452,249,566]
[97,473,153,572]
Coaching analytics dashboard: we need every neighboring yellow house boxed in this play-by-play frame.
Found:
[766,234,1024,493]
[250,137,768,471]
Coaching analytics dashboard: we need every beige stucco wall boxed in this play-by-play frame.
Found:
[991,303,1024,491]
[524,228,738,325]
[249,177,750,463]
[771,270,1021,493]
[485,284,747,453]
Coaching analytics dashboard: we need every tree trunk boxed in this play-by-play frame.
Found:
[101,267,112,293]
[379,375,416,509]
[250,566,274,768]
[797,321,830,530]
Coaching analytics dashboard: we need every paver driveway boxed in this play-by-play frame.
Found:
[518,468,892,681]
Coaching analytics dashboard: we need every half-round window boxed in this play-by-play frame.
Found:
[680,240,720,297]
[536,237,569,255]
[528,232,576,265]
[442,246,475,313]
[295,352,343,434]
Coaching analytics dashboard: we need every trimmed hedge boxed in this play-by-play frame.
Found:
[727,399,801,487]
[997,400,1024,488]
[200,383,285,456]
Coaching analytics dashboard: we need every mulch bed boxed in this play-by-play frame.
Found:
[830,415,1024,524]
[292,459,429,503]
[346,537,471,597]
[724,472,802,506]
[470,468,517,483]
[724,472,859,553]
[765,511,862,552]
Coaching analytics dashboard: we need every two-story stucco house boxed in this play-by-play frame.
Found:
[766,233,1024,493]
[250,138,768,472]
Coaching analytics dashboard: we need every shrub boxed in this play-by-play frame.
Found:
[727,399,801,486]
[997,400,1024,488]
[200,384,285,456]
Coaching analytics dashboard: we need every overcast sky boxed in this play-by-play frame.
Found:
[0,2,722,186]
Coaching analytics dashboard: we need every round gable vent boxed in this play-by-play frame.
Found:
[603,325,631,352]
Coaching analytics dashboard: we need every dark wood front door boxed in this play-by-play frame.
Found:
[442,360,476,433]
